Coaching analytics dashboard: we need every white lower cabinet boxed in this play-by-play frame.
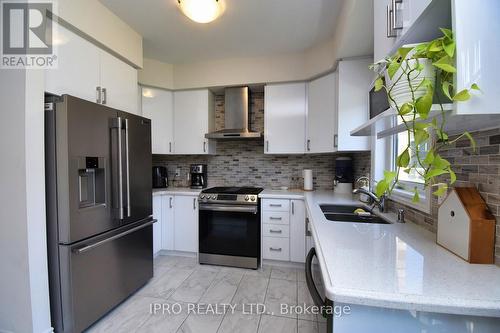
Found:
[162,195,175,250]
[173,195,199,253]
[261,198,306,263]
[152,195,163,255]
[152,194,198,254]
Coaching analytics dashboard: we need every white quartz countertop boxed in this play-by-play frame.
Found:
[258,189,305,200]
[304,191,500,317]
[152,188,201,196]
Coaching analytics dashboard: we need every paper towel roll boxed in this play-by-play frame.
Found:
[303,169,313,191]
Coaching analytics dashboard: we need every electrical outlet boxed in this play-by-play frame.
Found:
[175,168,181,178]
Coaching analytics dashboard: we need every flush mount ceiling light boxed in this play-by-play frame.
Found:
[177,0,225,24]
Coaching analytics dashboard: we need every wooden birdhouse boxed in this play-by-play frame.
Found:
[437,187,496,264]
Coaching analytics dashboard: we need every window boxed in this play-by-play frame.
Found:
[388,126,432,214]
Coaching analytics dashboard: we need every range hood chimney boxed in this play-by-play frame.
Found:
[205,87,262,139]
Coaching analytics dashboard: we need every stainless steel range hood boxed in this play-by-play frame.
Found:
[205,87,262,139]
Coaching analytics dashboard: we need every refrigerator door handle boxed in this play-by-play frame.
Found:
[111,117,124,220]
[72,219,156,254]
[124,118,131,217]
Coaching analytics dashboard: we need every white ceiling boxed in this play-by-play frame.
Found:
[99,0,344,64]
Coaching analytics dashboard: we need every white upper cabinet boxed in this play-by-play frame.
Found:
[173,90,216,155]
[45,24,100,103]
[45,22,138,114]
[264,83,307,154]
[99,50,138,114]
[373,0,397,61]
[397,0,432,37]
[141,87,174,154]
[453,0,500,115]
[307,73,337,153]
[336,59,372,151]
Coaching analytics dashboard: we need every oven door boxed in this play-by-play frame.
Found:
[199,203,260,258]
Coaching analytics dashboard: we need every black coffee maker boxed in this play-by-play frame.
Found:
[152,166,168,188]
[190,164,207,189]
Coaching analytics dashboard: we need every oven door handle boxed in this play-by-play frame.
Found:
[305,247,326,307]
[199,204,258,214]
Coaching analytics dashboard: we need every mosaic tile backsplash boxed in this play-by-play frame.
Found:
[153,92,371,190]
[386,127,500,264]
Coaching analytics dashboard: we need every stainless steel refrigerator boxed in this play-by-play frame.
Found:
[45,95,154,332]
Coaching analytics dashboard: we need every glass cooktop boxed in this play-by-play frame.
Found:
[201,187,264,195]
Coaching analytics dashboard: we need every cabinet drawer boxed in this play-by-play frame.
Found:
[262,224,289,238]
[262,211,289,225]
[262,237,290,261]
[262,199,290,212]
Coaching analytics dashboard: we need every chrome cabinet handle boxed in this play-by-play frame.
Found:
[269,247,282,252]
[169,197,173,208]
[306,217,311,236]
[169,142,172,153]
[266,140,269,152]
[269,229,282,234]
[292,201,295,215]
[269,204,282,207]
[307,139,311,152]
[102,88,107,105]
[193,198,196,210]
[386,5,397,38]
[203,141,206,153]
[392,0,403,30]
[334,134,338,148]
[269,217,282,221]
[124,118,131,217]
[96,86,102,104]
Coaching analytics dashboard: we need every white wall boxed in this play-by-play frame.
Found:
[138,58,174,89]
[0,70,51,333]
[56,0,143,68]
[139,0,373,90]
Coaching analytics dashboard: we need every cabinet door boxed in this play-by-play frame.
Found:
[173,196,198,252]
[99,50,138,114]
[152,195,163,255]
[290,200,306,263]
[307,73,337,153]
[45,23,100,102]
[174,90,214,154]
[337,59,371,151]
[373,0,397,62]
[162,195,175,251]
[264,83,306,154]
[399,0,432,36]
[141,87,174,154]
[454,0,500,115]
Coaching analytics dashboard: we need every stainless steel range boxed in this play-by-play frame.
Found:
[198,187,263,269]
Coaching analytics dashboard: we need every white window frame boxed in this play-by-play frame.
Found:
[387,130,432,214]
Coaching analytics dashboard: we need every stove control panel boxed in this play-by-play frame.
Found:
[198,193,258,204]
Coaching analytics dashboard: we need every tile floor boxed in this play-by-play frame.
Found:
[86,254,327,333]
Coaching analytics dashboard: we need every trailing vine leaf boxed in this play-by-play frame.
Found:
[399,103,413,115]
[375,180,388,198]
[433,55,457,73]
[463,131,477,151]
[414,128,429,146]
[448,168,457,184]
[397,149,410,167]
[412,188,420,203]
[433,184,448,196]
[439,28,453,39]
[432,155,451,169]
[423,151,435,166]
[415,86,433,119]
[441,81,453,101]
[387,60,401,80]
[470,83,481,91]
[374,77,384,91]
[453,89,471,101]
[425,168,449,180]
[443,41,455,58]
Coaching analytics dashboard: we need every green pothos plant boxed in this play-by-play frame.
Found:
[370,28,480,202]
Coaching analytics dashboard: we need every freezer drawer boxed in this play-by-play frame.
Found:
[53,220,153,333]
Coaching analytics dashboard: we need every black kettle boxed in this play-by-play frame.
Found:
[152,166,168,188]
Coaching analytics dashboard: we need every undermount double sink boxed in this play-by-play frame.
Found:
[320,205,391,224]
